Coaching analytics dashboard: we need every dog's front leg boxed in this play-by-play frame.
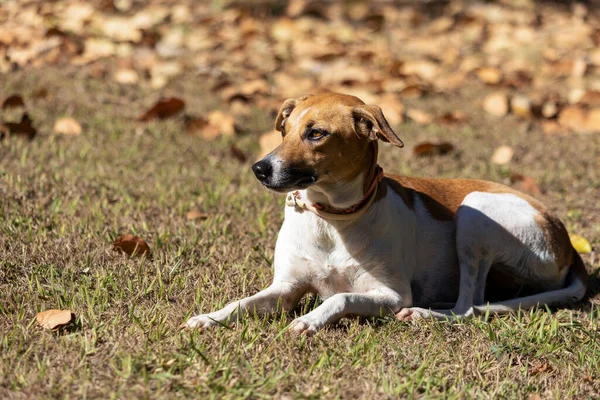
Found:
[289,290,404,335]
[185,281,305,329]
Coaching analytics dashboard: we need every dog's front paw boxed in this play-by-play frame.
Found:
[395,307,429,321]
[289,315,323,336]
[184,313,223,330]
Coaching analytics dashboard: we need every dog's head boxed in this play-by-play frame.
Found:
[252,93,403,192]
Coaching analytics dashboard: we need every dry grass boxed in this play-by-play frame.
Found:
[1,68,599,399]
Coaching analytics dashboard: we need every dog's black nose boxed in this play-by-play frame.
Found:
[252,160,272,182]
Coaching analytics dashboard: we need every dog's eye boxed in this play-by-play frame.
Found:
[307,129,328,141]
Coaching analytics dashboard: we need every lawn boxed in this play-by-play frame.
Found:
[1,1,600,398]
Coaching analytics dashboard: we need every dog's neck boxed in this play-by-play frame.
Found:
[301,142,379,211]
[302,172,367,210]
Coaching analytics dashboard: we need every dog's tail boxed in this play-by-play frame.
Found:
[473,247,588,315]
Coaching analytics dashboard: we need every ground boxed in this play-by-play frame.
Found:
[1,66,598,399]
[2,1,600,398]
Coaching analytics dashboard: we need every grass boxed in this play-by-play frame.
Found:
[1,67,599,399]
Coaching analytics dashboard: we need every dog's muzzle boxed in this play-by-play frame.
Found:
[252,158,317,191]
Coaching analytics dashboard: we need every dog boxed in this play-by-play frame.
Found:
[185,92,588,334]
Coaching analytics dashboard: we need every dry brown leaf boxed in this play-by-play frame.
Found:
[406,109,433,125]
[491,145,514,165]
[476,67,502,84]
[54,117,82,136]
[138,98,185,122]
[436,111,466,125]
[0,113,36,140]
[434,72,466,91]
[568,88,585,105]
[184,115,219,140]
[36,309,73,330]
[114,68,139,85]
[2,94,25,109]
[230,144,247,163]
[207,111,236,136]
[399,85,424,99]
[557,105,600,133]
[530,362,552,375]
[540,120,564,135]
[73,38,116,65]
[510,173,541,196]
[113,234,151,258]
[258,129,281,161]
[541,102,558,118]
[511,95,532,118]
[413,142,454,157]
[377,95,405,126]
[186,209,209,221]
[579,91,600,107]
[483,92,509,117]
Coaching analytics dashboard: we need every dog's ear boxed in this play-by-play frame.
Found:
[275,95,312,132]
[352,105,404,148]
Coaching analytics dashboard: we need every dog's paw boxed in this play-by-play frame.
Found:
[183,314,222,330]
[289,315,322,336]
[395,307,428,321]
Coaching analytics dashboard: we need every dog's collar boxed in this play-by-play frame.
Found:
[285,166,384,221]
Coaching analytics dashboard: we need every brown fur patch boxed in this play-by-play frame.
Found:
[384,174,554,222]
[534,211,573,271]
[384,175,498,220]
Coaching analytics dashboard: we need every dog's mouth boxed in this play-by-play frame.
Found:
[261,174,317,192]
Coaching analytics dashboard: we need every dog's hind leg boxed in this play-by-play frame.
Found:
[397,192,587,322]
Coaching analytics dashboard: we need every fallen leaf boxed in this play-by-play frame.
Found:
[377,95,405,125]
[413,142,454,157]
[1,94,25,109]
[114,68,139,85]
[483,92,509,117]
[510,173,541,196]
[530,362,552,375]
[36,309,73,330]
[570,234,592,254]
[398,85,424,99]
[185,115,219,139]
[230,144,247,163]
[406,109,433,125]
[73,38,116,65]
[557,105,600,133]
[207,111,236,136]
[33,88,50,100]
[436,111,466,125]
[541,102,558,118]
[258,129,281,160]
[476,67,502,84]
[540,120,564,135]
[138,98,185,122]
[0,113,36,139]
[579,91,600,107]
[491,145,514,165]
[53,117,82,136]
[511,95,532,118]
[113,234,151,258]
[568,88,586,105]
[150,61,182,89]
[186,209,209,221]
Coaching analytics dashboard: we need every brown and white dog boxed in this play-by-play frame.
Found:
[185,93,588,334]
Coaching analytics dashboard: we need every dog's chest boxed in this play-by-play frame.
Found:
[280,211,373,298]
